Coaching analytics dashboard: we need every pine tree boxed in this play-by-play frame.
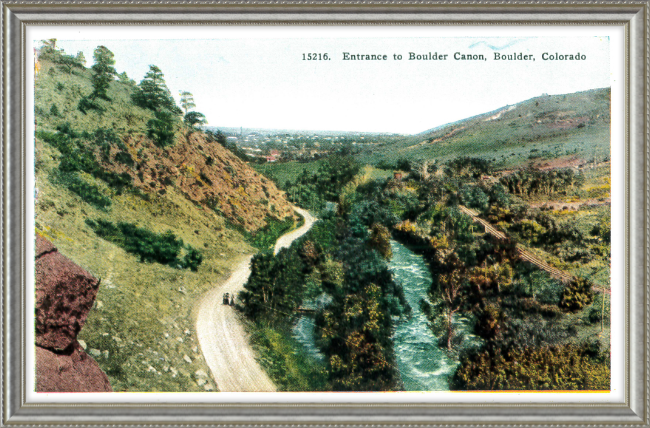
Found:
[75,51,86,67]
[179,91,196,115]
[184,111,207,129]
[90,46,117,100]
[132,65,182,114]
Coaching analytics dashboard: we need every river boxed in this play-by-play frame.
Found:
[291,239,473,391]
[389,239,460,391]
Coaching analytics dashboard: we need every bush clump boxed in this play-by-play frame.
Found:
[60,173,111,209]
[85,219,202,270]
[451,343,610,391]
[36,125,133,193]
[559,276,594,311]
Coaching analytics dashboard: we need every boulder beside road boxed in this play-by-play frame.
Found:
[34,235,112,392]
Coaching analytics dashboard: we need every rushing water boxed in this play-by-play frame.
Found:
[388,239,461,391]
[292,316,325,362]
[292,239,473,391]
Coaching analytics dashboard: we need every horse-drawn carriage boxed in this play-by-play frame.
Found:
[223,292,235,306]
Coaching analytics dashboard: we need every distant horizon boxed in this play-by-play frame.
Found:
[42,29,612,134]
[205,86,611,136]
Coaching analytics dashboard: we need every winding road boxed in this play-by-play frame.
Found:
[195,207,317,392]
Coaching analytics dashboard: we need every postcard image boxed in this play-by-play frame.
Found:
[29,27,618,397]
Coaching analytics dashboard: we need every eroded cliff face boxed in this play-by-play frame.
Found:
[35,235,112,392]
[98,132,295,232]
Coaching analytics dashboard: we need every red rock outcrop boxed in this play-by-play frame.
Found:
[35,342,112,393]
[35,235,112,392]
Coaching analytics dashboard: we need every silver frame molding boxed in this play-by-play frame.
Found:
[2,1,648,426]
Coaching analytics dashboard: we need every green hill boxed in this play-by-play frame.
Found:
[355,88,611,169]
[34,47,297,391]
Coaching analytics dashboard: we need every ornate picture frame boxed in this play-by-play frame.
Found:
[2,1,648,426]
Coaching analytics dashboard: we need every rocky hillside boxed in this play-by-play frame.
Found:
[91,131,293,231]
[35,51,294,232]
[33,45,297,392]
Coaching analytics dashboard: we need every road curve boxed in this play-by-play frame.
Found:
[274,207,317,255]
[196,207,317,392]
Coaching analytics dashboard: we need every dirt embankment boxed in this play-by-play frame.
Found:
[101,132,295,232]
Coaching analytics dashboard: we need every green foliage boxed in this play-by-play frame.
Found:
[179,91,196,115]
[500,168,584,196]
[240,202,407,391]
[147,110,177,148]
[77,96,105,114]
[36,125,133,193]
[248,216,296,250]
[240,248,306,323]
[584,294,609,325]
[526,270,564,305]
[131,65,182,114]
[316,231,408,391]
[205,129,227,147]
[284,153,361,210]
[90,46,117,100]
[559,276,594,311]
[591,215,611,243]
[39,39,85,72]
[85,219,202,270]
[184,111,207,129]
[368,223,392,259]
[459,185,489,212]
[57,172,111,209]
[446,157,492,179]
[49,104,60,117]
[116,71,130,84]
[451,344,610,391]
[513,219,547,244]
[248,322,327,391]
[395,157,412,172]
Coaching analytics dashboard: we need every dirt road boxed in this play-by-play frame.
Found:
[195,207,317,392]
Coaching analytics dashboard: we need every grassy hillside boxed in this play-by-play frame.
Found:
[34,50,297,391]
[355,88,610,169]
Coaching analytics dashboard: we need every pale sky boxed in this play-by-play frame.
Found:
[38,27,612,134]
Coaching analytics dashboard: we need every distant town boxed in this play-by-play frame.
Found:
[207,127,404,163]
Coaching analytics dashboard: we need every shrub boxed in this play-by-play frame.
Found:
[451,344,610,391]
[114,151,134,167]
[180,246,203,272]
[147,110,176,148]
[368,223,392,259]
[37,126,133,193]
[85,219,202,270]
[77,96,105,114]
[395,157,412,172]
[248,216,296,250]
[459,185,489,212]
[559,276,594,311]
[60,173,111,209]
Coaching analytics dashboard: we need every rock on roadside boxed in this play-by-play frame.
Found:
[34,235,112,392]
